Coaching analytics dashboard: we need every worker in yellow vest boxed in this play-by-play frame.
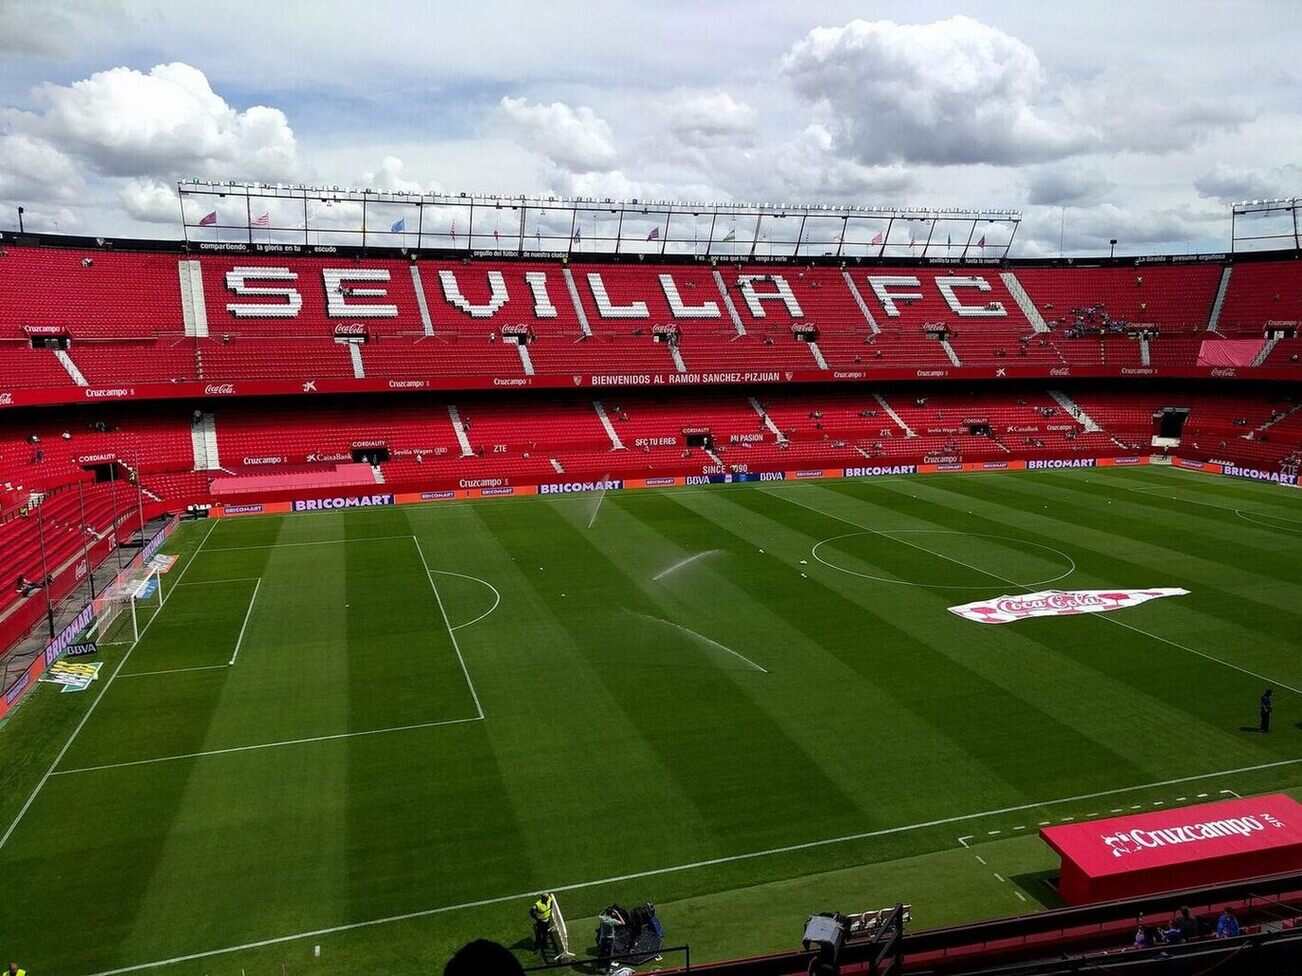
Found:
[9,962,26,976]
[530,893,553,954]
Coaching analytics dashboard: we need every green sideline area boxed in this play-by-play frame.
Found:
[1,466,1301,975]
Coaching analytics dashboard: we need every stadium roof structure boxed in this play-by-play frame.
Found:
[177,180,1023,261]
[1230,197,1302,253]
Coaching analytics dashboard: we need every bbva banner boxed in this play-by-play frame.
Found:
[949,588,1190,625]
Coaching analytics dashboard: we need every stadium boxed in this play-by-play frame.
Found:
[1,7,1301,976]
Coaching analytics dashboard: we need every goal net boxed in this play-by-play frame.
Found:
[90,567,164,645]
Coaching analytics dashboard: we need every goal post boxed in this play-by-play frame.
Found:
[90,567,164,645]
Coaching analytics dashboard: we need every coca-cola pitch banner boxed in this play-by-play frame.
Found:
[949,588,1190,624]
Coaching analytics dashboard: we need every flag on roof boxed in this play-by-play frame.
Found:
[721,228,736,243]
[493,228,500,241]
[391,217,406,233]
[450,220,457,242]
[252,212,270,228]
[573,226,582,242]
[646,227,660,241]
[977,235,987,249]
[870,231,883,245]
[199,211,217,227]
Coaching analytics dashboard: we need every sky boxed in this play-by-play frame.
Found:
[0,0,1299,256]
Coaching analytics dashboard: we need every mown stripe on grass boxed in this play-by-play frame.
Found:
[475,498,872,852]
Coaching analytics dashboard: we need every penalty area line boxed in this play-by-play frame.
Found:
[50,716,483,777]
[118,664,229,679]
[228,578,263,666]
[82,753,1302,976]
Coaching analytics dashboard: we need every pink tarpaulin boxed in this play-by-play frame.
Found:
[1199,339,1264,366]
[211,463,378,498]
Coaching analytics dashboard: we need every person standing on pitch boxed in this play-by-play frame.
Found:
[1260,688,1273,733]
[530,893,553,955]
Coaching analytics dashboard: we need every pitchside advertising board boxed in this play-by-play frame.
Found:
[1042,794,1302,903]
[291,493,395,512]
[207,454,1297,519]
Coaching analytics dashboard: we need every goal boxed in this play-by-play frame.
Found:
[90,567,164,645]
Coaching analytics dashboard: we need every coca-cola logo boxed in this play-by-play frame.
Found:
[204,384,236,395]
[0,392,12,406]
[996,592,1106,615]
[951,587,1189,625]
[1209,367,1237,378]
[334,323,367,336]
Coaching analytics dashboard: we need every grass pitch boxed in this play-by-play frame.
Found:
[2,465,1302,975]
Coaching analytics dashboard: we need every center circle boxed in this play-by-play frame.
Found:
[811,529,1077,590]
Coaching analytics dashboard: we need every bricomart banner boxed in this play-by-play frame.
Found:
[209,452,1295,521]
[291,493,395,512]
[538,479,624,495]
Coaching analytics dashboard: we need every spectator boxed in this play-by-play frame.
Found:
[1215,907,1240,939]
[445,940,524,975]
[1177,906,1199,941]
[1133,916,1151,948]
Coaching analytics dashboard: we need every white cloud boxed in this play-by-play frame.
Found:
[361,155,441,194]
[782,16,1091,166]
[1062,85,1247,156]
[28,62,298,181]
[732,124,915,203]
[119,178,180,224]
[664,91,757,149]
[498,96,618,174]
[1194,163,1302,205]
[0,131,81,201]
